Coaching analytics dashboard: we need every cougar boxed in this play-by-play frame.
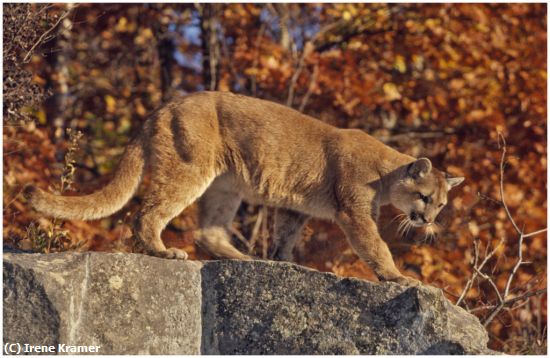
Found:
[25,91,463,285]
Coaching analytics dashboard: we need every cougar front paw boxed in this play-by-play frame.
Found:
[158,248,188,260]
[271,248,293,262]
[389,275,422,287]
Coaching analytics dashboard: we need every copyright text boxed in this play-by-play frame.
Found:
[4,343,101,354]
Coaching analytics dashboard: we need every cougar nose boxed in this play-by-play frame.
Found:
[411,212,429,223]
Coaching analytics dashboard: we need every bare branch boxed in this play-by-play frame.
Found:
[248,209,264,254]
[477,191,502,206]
[483,288,547,327]
[522,227,547,239]
[474,266,503,303]
[504,230,524,298]
[456,239,479,306]
[230,226,251,252]
[497,133,522,236]
[504,288,546,307]
[457,237,504,306]
[23,5,76,63]
[286,19,343,107]
[250,22,267,97]
[459,133,547,329]
[298,63,319,112]
[261,207,269,259]
[378,128,457,143]
[286,41,313,107]
[469,304,498,313]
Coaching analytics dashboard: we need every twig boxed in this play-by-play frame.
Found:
[475,133,547,326]
[286,41,312,107]
[261,207,269,259]
[503,228,524,298]
[469,304,498,313]
[456,239,480,306]
[456,237,504,306]
[285,20,342,107]
[458,133,547,328]
[483,288,547,327]
[248,208,264,254]
[229,226,251,251]
[474,266,503,303]
[250,22,267,97]
[536,294,543,343]
[218,23,239,90]
[476,192,502,206]
[497,133,521,236]
[379,128,457,143]
[298,63,319,112]
[522,227,547,239]
[315,27,390,53]
[3,186,26,212]
[23,5,76,63]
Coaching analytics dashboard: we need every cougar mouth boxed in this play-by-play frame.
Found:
[409,212,429,227]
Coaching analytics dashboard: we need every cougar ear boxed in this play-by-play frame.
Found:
[446,177,465,190]
[407,158,432,179]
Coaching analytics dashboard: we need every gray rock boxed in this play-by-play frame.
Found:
[3,252,494,354]
[200,260,491,355]
[3,252,202,354]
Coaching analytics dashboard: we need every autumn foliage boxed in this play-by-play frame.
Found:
[3,3,547,353]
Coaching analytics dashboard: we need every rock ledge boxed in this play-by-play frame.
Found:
[3,252,493,354]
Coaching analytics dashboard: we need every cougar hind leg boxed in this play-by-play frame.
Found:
[134,170,214,260]
[196,175,252,260]
[271,209,309,261]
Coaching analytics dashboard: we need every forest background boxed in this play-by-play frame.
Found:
[3,3,547,354]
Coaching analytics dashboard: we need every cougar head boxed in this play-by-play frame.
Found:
[389,158,464,234]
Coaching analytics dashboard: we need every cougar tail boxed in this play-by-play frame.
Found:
[24,135,145,221]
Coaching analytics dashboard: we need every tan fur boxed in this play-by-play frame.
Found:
[26,91,463,283]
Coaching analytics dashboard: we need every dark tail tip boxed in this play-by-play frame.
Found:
[23,185,37,201]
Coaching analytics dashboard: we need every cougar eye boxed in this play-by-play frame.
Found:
[438,203,444,208]
[416,192,429,203]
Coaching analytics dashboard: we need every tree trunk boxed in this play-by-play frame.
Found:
[276,4,291,52]
[45,3,75,142]
[155,24,175,102]
[198,4,221,91]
